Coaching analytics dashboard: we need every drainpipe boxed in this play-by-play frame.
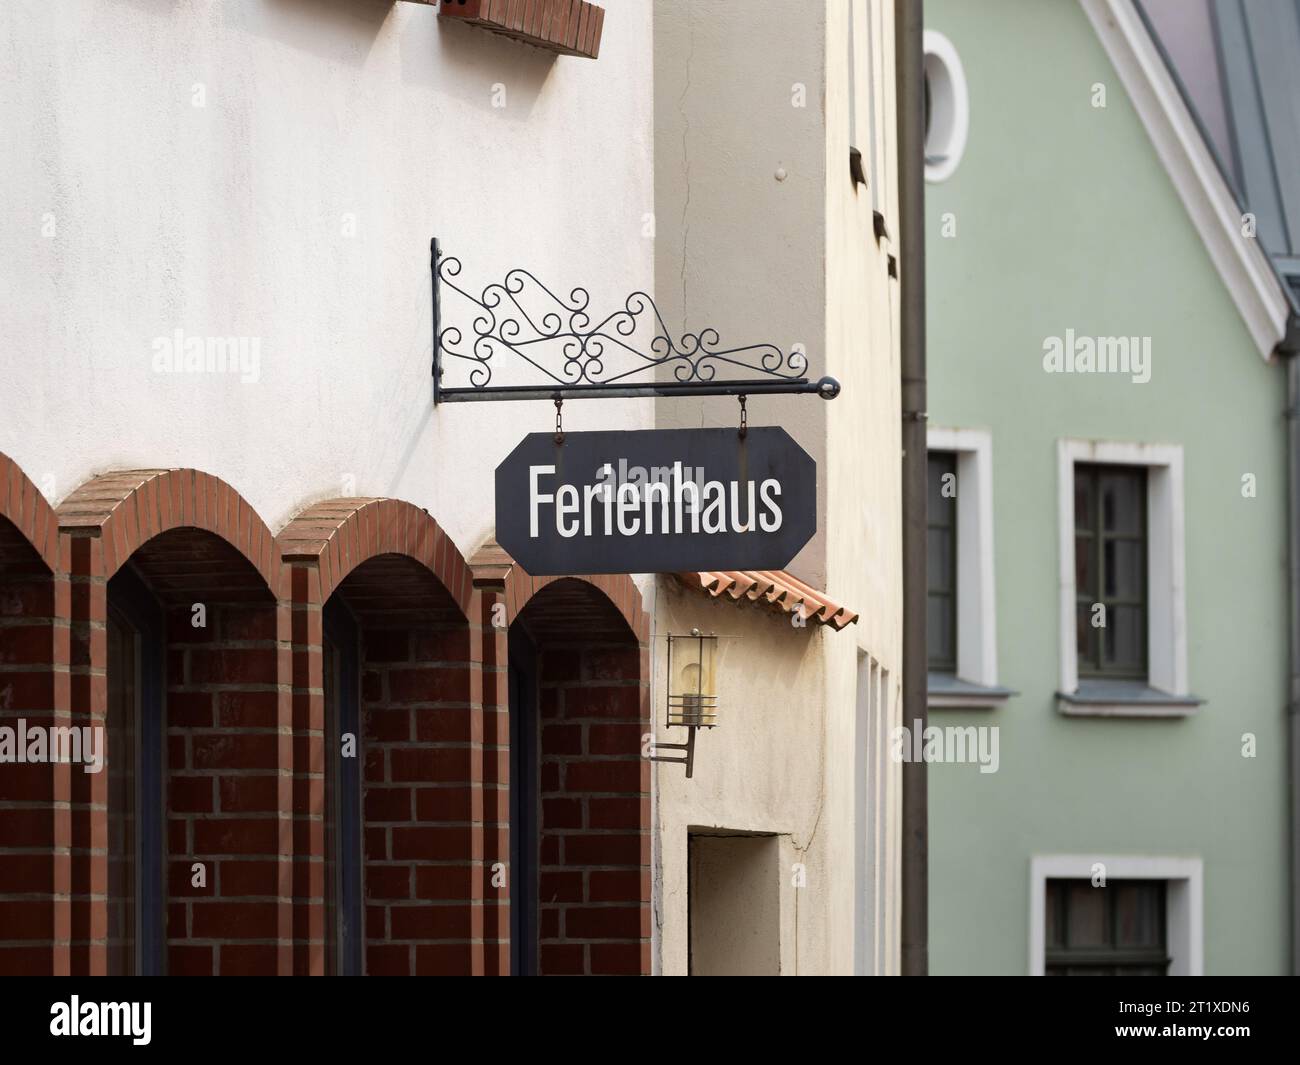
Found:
[1288,350,1300,975]
[896,0,928,977]
[1274,295,1300,975]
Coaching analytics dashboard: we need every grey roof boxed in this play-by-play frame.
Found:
[1142,0,1300,310]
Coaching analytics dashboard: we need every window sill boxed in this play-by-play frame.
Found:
[1056,679,1203,719]
[927,672,1016,709]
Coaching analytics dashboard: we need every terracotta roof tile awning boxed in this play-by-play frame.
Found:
[678,571,859,631]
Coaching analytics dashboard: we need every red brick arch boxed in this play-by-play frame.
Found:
[0,454,68,975]
[57,468,280,594]
[278,498,478,975]
[277,497,473,614]
[470,540,649,642]
[55,468,289,975]
[0,452,60,573]
[469,540,651,976]
[511,572,649,641]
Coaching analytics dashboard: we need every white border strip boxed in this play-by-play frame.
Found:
[1029,854,1203,975]
[928,427,998,688]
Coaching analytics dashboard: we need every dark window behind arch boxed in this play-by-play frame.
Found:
[323,598,362,976]
[508,626,540,977]
[105,564,164,976]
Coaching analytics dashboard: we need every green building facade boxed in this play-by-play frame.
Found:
[924,0,1291,975]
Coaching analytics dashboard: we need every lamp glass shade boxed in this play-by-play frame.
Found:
[666,632,718,728]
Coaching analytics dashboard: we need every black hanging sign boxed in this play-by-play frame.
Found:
[495,427,816,576]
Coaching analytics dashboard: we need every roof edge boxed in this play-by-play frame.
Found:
[676,571,859,631]
[1080,0,1291,359]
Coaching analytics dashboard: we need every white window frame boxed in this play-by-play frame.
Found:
[922,30,970,184]
[1029,855,1203,976]
[927,428,1001,705]
[1056,440,1191,714]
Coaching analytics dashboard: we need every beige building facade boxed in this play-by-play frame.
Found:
[651,0,904,976]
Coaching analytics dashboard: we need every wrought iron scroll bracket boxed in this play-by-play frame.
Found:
[431,237,842,404]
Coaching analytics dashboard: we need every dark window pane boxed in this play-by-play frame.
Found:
[1115,882,1163,948]
[106,610,137,978]
[927,527,953,591]
[928,594,955,670]
[1047,884,1064,948]
[1105,605,1145,673]
[1100,471,1144,534]
[105,569,164,975]
[928,452,956,515]
[323,638,338,977]
[1076,464,1148,678]
[927,452,958,672]
[1046,879,1168,976]
[1104,538,1144,599]
[1074,471,1094,531]
[322,600,362,977]
[1075,534,1095,594]
[1064,882,1107,947]
[1076,600,1098,666]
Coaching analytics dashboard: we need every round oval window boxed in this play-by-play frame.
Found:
[922,30,968,183]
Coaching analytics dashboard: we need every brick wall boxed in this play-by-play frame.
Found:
[356,609,477,975]
[0,521,68,974]
[536,641,650,976]
[280,503,483,977]
[56,469,291,975]
[290,549,482,977]
[164,597,288,975]
[2,461,651,976]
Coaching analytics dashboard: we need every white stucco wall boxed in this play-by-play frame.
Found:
[651,0,828,587]
[654,583,824,976]
[822,0,904,975]
[0,0,654,562]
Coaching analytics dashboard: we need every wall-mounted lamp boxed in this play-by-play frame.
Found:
[650,629,718,778]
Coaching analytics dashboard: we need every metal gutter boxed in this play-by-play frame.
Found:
[1285,355,1300,975]
[897,0,928,978]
